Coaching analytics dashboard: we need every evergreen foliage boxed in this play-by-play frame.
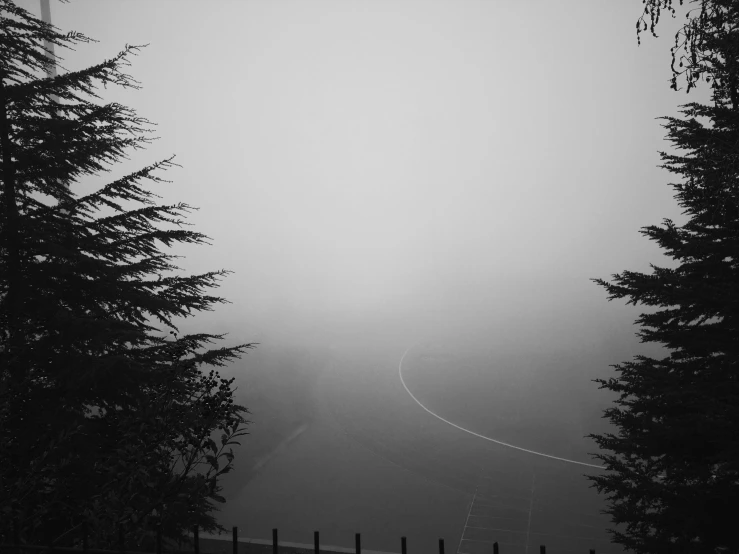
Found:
[0,1,255,549]
[637,0,739,100]
[588,1,738,552]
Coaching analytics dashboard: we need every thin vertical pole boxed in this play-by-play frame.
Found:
[355,534,360,554]
[39,0,60,104]
[194,526,199,554]
[39,0,69,229]
[401,537,406,554]
[314,532,319,554]
[232,527,238,554]
[539,546,545,554]
[82,521,88,553]
[493,542,499,554]
[39,0,58,77]
[438,539,444,554]
[272,529,278,554]
[156,524,162,554]
[590,551,595,554]
[118,524,124,552]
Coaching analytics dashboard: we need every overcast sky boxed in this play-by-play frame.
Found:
[23,0,712,357]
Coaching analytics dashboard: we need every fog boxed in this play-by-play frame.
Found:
[24,1,713,553]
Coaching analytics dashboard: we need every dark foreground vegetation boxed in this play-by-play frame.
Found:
[1,0,253,548]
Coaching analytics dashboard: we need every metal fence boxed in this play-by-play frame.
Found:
[0,525,600,554]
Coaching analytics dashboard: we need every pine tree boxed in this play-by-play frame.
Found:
[587,2,739,552]
[0,1,254,549]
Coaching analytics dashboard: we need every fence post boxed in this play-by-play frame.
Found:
[439,539,444,554]
[82,521,88,553]
[314,532,319,554]
[156,524,162,554]
[272,529,278,554]
[194,526,199,554]
[118,523,125,553]
[401,536,406,554]
[232,527,238,554]
[493,542,498,554]
[590,551,595,554]
[539,546,545,554]
[355,534,360,554]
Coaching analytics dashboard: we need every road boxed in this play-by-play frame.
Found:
[209,338,622,554]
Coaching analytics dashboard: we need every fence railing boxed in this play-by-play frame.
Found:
[0,525,601,554]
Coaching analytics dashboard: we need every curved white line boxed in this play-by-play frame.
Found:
[398,344,606,470]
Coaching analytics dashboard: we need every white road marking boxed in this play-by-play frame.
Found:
[398,344,606,470]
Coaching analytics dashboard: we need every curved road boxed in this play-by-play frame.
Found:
[398,343,606,470]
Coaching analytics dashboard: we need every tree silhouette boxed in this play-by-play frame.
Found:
[587,2,738,552]
[0,1,255,549]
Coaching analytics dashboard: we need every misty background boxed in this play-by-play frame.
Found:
[23,1,714,552]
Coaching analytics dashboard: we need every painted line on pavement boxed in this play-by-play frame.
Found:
[398,343,606,470]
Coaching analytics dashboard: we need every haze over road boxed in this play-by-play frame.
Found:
[208,334,622,554]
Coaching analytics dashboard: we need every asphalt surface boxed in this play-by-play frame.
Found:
[209,340,622,554]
